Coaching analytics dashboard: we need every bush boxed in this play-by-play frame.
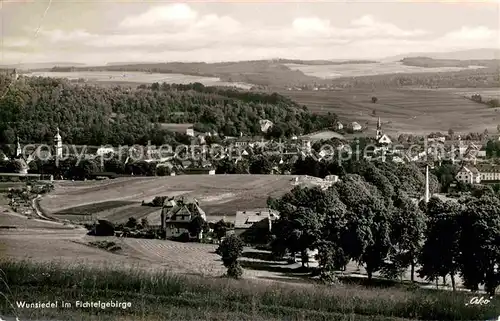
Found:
[125,217,138,228]
[93,220,115,236]
[217,234,244,279]
[151,196,167,207]
[173,232,190,243]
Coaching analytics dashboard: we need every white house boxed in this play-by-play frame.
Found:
[186,127,195,137]
[324,175,339,183]
[96,146,115,156]
[455,166,481,184]
[377,134,392,145]
[351,122,362,131]
[477,164,500,182]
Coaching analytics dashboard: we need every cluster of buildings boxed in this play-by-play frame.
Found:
[455,164,500,185]
[159,195,280,241]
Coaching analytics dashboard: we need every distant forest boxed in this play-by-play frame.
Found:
[45,58,500,89]
[0,76,337,146]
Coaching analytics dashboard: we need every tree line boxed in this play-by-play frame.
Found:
[0,76,337,146]
[267,161,500,295]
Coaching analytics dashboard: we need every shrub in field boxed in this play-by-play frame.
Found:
[151,196,167,207]
[93,219,115,236]
[213,219,231,241]
[125,217,138,228]
[217,234,244,279]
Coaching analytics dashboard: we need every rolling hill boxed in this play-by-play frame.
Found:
[39,175,317,223]
[382,48,500,62]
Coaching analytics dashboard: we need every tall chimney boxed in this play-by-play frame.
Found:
[425,165,430,203]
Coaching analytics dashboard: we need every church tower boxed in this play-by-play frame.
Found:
[16,136,22,157]
[376,117,382,140]
[54,127,63,158]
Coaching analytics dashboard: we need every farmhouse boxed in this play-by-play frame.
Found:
[233,208,279,238]
[160,197,207,239]
[455,166,481,185]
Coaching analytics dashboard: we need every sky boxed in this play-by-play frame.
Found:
[1,0,499,64]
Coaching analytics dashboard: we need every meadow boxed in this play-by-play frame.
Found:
[284,62,484,79]
[24,71,253,89]
[39,175,301,223]
[436,88,500,100]
[282,88,500,135]
[1,260,499,321]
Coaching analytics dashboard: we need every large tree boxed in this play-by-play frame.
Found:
[419,198,461,291]
[458,196,500,296]
[387,191,426,282]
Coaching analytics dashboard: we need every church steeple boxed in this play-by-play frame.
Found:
[376,117,382,140]
[16,136,21,157]
[54,127,62,158]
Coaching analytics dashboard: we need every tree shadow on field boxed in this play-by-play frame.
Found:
[258,275,321,285]
[241,250,284,262]
[336,274,420,290]
[239,259,312,275]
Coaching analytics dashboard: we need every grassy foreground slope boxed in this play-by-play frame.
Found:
[1,260,499,321]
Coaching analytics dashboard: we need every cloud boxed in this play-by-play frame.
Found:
[3,4,497,64]
[292,17,331,35]
[119,3,198,29]
[442,26,496,40]
[434,25,499,49]
[4,37,31,48]
[38,29,93,43]
[349,15,429,37]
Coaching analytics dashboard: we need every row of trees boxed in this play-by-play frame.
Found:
[470,94,500,108]
[0,76,337,146]
[268,161,500,295]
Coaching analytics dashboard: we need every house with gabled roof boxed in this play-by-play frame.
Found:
[455,165,481,185]
[160,196,207,239]
[232,208,281,244]
[234,208,279,237]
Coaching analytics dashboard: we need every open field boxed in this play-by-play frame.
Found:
[24,71,253,89]
[282,88,500,135]
[39,175,302,223]
[285,62,484,79]
[1,260,499,321]
[0,207,484,292]
[435,87,500,100]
